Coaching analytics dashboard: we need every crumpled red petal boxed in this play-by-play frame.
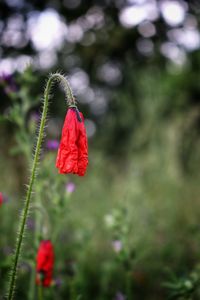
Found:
[36,240,54,287]
[56,108,88,176]
[77,112,88,176]
[56,109,79,174]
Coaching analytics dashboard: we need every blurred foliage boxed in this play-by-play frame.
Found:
[1,0,200,158]
[1,67,200,299]
[1,0,200,299]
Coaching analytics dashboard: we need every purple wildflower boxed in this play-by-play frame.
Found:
[46,139,59,151]
[53,277,62,287]
[66,182,76,194]
[0,73,18,93]
[30,112,40,123]
[112,240,122,253]
[0,74,12,81]
[27,218,35,231]
[114,292,126,300]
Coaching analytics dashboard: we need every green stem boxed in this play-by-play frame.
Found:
[28,195,44,300]
[126,270,132,300]
[28,265,36,300]
[7,73,75,300]
[70,278,77,300]
[38,285,43,300]
[32,204,51,238]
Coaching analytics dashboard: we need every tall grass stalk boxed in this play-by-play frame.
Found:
[38,285,43,300]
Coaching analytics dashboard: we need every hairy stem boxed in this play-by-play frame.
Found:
[7,73,74,300]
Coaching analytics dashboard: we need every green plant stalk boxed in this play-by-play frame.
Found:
[126,270,132,300]
[7,73,75,300]
[70,277,77,300]
[28,229,38,300]
[28,196,44,300]
[38,285,43,300]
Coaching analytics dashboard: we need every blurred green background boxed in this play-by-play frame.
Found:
[1,0,200,299]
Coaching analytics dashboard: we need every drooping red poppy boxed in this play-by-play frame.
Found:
[36,240,54,287]
[0,192,3,206]
[56,107,88,176]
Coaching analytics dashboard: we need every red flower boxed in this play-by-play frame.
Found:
[36,240,54,287]
[56,107,88,176]
[0,192,3,206]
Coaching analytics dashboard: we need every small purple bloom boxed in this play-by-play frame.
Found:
[0,73,18,93]
[0,74,12,82]
[46,139,59,150]
[66,182,76,194]
[114,292,126,300]
[112,240,122,253]
[54,277,62,287]
[30,112,40,123]
[27,218,35,231]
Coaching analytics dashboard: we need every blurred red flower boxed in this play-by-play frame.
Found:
[56,107,88,176]
[0,192,3,206]
[36,240,54,287]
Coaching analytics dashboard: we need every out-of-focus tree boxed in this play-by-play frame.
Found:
[1,0,200,168]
